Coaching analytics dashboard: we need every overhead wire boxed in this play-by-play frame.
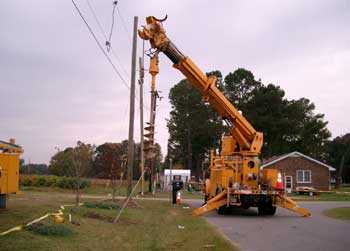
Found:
[85,0,130,79]
[71,0,130,90]
[116,5,132,42]
[72,0,150,113]
[106,1,118,51]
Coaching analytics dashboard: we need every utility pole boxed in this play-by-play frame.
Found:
[139,55,145,196]
[127,16,138,196]
[169,157,173,203]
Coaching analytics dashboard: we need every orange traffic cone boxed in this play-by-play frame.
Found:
[275,172,284,191]
[176,191,181,205]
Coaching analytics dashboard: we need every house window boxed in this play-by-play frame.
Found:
[296,170,311,183]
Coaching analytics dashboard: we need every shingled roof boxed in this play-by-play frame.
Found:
[261,151,335,171]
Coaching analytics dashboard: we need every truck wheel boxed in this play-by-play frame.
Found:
[266,206,276,215]
[218,206,228,215]
[258,205,276,216]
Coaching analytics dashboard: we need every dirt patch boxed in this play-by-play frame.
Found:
[83,211,142,225]
[117,218,140,225]
[169,209,178,216]
[84,211,114,223]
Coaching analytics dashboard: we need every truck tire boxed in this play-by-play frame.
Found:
[218,205,228,215]
[258,205,276,216]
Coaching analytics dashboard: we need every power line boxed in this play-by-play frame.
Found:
[85,0,130,79]
[72,0,150,112]
[116,6,132,42]
[106,1,118,51]
[71,0,130,90]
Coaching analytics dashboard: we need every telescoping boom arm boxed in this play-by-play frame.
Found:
[139,16,310,218]
[138,16,263,155]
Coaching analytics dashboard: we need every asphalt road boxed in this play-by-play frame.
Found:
[189,200,350,251]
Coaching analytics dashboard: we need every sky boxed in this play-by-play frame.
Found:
[0,0,349,164]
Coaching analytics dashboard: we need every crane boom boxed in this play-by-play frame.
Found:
[139,16,310,218]
[138,16,262,154]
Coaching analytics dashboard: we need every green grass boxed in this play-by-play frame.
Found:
[324,207,350,220]
[0,191,236,251]
[290,191,350,201]
[21,185,203,200]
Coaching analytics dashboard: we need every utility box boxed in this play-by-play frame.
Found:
[0,139,23,209]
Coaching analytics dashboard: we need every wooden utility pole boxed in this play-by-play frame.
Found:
[127,16,138,196]
[139,55,145,196]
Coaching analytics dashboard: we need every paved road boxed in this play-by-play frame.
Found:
[189,200,350,251]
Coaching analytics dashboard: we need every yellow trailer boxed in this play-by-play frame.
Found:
[0,139,23,209]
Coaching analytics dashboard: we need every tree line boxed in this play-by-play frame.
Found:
[48,140,162,180]
[167,68,349,182]
[21,140,162,182]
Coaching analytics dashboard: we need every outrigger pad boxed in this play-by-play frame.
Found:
[193,191,227,216]
[275,195,311,217]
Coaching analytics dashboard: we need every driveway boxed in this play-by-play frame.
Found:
[189,200,350,251]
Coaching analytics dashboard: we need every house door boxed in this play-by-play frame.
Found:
[285,176,293,193]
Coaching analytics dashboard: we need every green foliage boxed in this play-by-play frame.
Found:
[324,207,350,220]
[93,143,124,179]
[84,201,120,210]
[224,68,331,159]
[20,163,49,175]
[25,222,73,236]
[168,67,331,173]
[326,134,350,182]
[48,141,94,177]
[167,76,225,174]
[20,175,90,189]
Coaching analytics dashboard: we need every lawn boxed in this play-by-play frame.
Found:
[0,191,236,251]
[323,207,350,220]
[21,185,203,200]
[290,190,350,201]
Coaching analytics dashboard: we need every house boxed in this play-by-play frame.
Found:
[261,151,336,192]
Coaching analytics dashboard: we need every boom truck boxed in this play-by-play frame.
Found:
[139,16,311,217]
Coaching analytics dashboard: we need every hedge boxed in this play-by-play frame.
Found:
[20,175,90,189]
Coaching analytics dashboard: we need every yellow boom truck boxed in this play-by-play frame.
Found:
[139,16,310,217]
[0,139,23,209]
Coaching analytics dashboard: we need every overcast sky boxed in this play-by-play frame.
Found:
[1,0,349,164]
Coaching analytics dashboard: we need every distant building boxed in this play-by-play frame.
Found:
[261,151,336,192]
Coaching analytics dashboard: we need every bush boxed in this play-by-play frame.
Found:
[20,175,91,190]
[35,176,47,186]
[84,201,120,210]
[25,222,73,236]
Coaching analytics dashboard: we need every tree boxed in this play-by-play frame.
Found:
[49,141,94,205]
[326,134,350,184]
[49,147,75,176]
[167,77,224,177]
[20,163,48,175]
[224,68,331,159]
[224,68,262,108]
[71,141,94,205]
[94,143,125,201]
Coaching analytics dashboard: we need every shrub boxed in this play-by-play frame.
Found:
[25,222,73,236]
[20,175,91,190]
[84,201,120,210]
[35,176,47,186]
